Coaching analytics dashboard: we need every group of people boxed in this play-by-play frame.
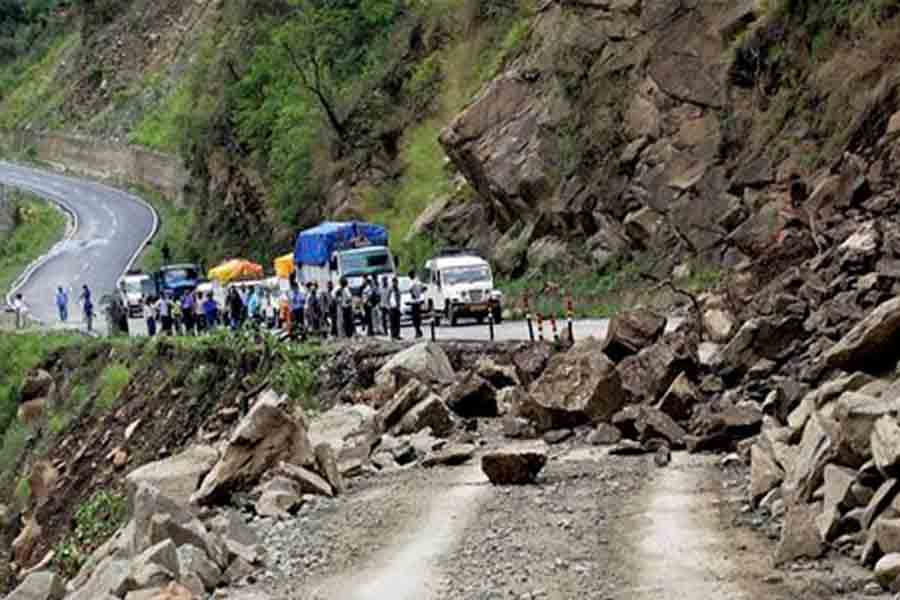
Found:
[140,287,265,337]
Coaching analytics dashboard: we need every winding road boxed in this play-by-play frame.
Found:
[0,162,157,329]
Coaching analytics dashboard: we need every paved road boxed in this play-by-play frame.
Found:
[0,162,157,330]
[406,317,613,343]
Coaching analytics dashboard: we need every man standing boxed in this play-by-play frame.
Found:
[144,297,157,337]
[362,276,377,337]
[12,294,27,329]
[202,293,219,330]
[55,286,69,322]
[380,275,391,336]
[157,293,172,335]
[389,277,402,341]
[319,283,332,337]
[328,281,339,337]
[337,277,355,338]
[181,291,196,335]
[80,285,94,332]
[408,269,424,339]
[290,283,306,335]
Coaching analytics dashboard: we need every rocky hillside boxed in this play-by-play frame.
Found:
[3,0,898,285]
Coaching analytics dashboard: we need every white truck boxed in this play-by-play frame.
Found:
[118,271,157,319]
[423,251,503,326]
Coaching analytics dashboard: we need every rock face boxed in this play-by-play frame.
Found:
[823,297,900,371]
[481,446,548,485]
[192,390,313,505]
[374,343,454,387]
[602,309,666,362]
[520,338,627,431]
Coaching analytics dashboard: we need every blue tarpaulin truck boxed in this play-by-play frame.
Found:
[293,222,396,294]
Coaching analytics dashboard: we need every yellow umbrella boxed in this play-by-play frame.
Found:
[274,254,295,279]
[208,259,264,284]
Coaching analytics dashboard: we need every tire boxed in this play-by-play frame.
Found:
[448,303,458,327]
[476,315,485,325]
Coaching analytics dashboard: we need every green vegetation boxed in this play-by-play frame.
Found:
[95,362,130,411]
[0,191,67,295]
[272,342,323,415]
[54,490,127,578]
[128,80,194,153]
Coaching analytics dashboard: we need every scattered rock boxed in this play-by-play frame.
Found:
[774,502,825,565]
[421,443,476,467]
[481,446,548,485]
[376,380,431,433]
[444,373,498,418]
[314,443,345,496]
[177,544,222,591]
[587,423,622,446]
[5,571,66,600]
[474,357,519,389]
[542,429,573,445]
[375,342,454,387]
[602,309,666,361]
[875,553,900,589]
[501,415,536,439]
[126,446,219,506]
[608,440,646,455]
[656,372,700,422]
[275,462,334,497]
[823,296,900,371]
[654,446,672,467]
[873,415,900,476]
[750,444,784,505]
[394,394,455,438]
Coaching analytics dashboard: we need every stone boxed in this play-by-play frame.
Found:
[376,380,431,433]
[687,401,763,452]
[587,423,622,446]
[308,404,378,470]
[136,583,195,600]
[873,416,900,477]
[750,444,784,505]
[636,407,687,448]
[495,386,525,416]
[875,553,900,589]
[876,518,900,555]
[542,429,573,445]
[12,514,42,566]
[608,440,647,455]
[5,571,66,600]
[602,309,666,361]
[863,479,900,531]
[703,308,737,343]
[126,446,219,506]
[823,297,900,371]
[835,392,900,465]
[474,357,519,390]
[192,390,313,505]
[481,446,548,485]
[177,545,222,591]
[521,338,627,431]
[501,415,536,439]
[654,446,672,467]
[421,444,476,467]
[444,373,498,419]
[128,563,174,590]
[147,514,207,553]
[816,505,841,542]
[224,556,254,585]
[823,464,857,512]
[21,369,53,401]
[131,483,197,556]
[275,462,334,497]
[782,412,837,505]
[130,539,180,582]
[774,502,825,565]
[617,329,699,403]
[67,558,131,600]
[656,373,700,422]
[314,443,345,496]
[395,394,455,437]
[375,342,454,387]
[255,477,302,518]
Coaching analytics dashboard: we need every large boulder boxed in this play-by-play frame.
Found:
[873,416,900,477]
[617,330,698,403]
[6,571,66,600]
[192,390,313,505]
[481,446,548,485]
[375,343,454,387]
[602,309,666,362]
[656,372,700,422]
[20,369,54,402]
[376,380,431,433]
[750,444,784,505]
[394,394,455,438]
[443,373,498,418]
[782,412,837,505]
[834,392,900,465]
[126,446,219,506]
[823,297,900,371]
[774,502,825,565]
[686,401,762,452]
[308,404,378,475]
[520,338,627,431]
[715,316,803,380]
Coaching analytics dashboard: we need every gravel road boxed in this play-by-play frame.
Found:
[0,162,156,329]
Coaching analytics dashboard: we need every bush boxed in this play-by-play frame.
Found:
[95,363,131,411]
[54,490,127,578]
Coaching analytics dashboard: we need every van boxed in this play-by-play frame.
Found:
[423,253,503,326]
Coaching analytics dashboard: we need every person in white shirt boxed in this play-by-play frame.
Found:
[12,294,28,329]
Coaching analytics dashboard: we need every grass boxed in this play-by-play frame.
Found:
[55,490,127,579]
[0,193,68,296]
[128,80,194,154]
[95,363,131,411]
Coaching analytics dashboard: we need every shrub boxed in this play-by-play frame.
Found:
[95,363,131,411]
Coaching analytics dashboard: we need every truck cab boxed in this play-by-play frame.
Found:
[423,252,503,326]
[333,246,396,292]
[156,264,201,300]
[118,271,158,318]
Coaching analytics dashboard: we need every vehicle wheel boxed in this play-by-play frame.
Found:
[492,305,503,324]
[476,315,485,325]
[448,304,458,327]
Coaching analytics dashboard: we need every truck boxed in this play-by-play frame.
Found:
[422,250,503,326]
[118,270,158,318]
[155,263,201,301]
[293,222,396,299]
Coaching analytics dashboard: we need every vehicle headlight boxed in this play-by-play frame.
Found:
[490,290,503,299]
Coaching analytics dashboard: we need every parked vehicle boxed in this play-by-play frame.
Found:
[118,270,158,319]
[155,263,201,300]
[423,251,503,326]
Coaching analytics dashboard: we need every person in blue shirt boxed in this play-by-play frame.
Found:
[202,293,219,330]
[181,291,196,335]
[247,288,260,326]
[290,284,306,334]
[55,286,69,322]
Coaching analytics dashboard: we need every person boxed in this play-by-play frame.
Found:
[408,269,424,339]
[202,293,219,330]
[181,291,196,336]
[388,277,402,340]
[279,292,292,331]
[306,282,320,334]
[227,287,245,330]
[144,297,157,337]
[263,291,277,329]
[80,285,94,332]
[290,284,306,334]
[55,286,69,322]
[380,276,391,336]
[156,293,172,335]
[247,287,260,327]
[362,276,377,337]
[194,291,206,333]
[161,242,172,264]
[337,277,355,338]
[171,298,183,336]
[327,281,338,337]
[12,293,27,329]
[318,283,332,337]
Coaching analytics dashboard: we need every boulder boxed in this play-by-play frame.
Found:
[255,477,302,518]
[635,407,687,448]
[501,415,536,439]
[6,571,66,600]
[686,401,763,452]
[863,479,900,531]
[617,330,698,403]
[656,373,700,422]
[602,309,666,361]
[20,369,53,402]
[128,563,174,591]
[873,416,900,476]
[774,502,825,565]
[67,558,131,600]
[376,380,431,433]
[782,412,837,505]
[823,297,900,371]
[702,308,736,343]
[12,514,42,566]
[129,539,180,582]
[715,317,803,380]
[481,446,548,485]
[823,464,856,512]
[314,443,345,496]
[131,483,196,555]
[521,338,627,431]
[375,343,454,387]
[308,404,378,467]
[444,374,497,418]
[587,424,622,446]
[474,357,519,389]
[496,386,526,416]
[835,392,900,465]
[275,462,334,497]
[875,553,900,590]
[543,429,573,445]
[421,444,476,467]
[876,518,900,555]
[512,343,553,384]
[176,545,222,591]
[192,390,313,505]
[394,394,455,437]
[126,446,219,506]
[750,444,784,505]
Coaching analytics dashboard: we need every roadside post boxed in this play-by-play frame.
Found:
[537,313,544,342]
[566,294,575,343]
[524,293,535,342]
[488,309,495,341]
[550,315,560,348]
[430,316,436,342]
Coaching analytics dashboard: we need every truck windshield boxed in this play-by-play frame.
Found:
[443,266,491,285]
[163,268,198,286]
[341,250,393,277]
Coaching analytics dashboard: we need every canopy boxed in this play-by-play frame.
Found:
[208,259,264,284]
[294,221,389,267]
[274,253,295,279]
